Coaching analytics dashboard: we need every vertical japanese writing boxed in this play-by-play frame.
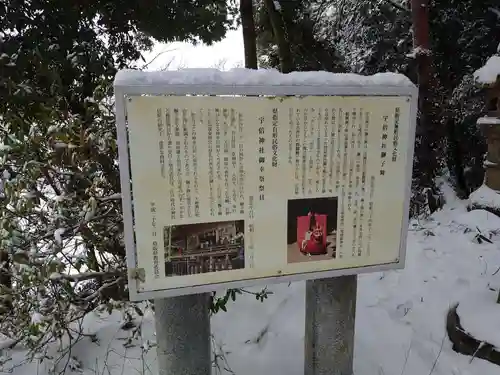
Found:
[248,195,255,221]
[129,97,412,279]
[322,108,329,193]
[150,202,160,279]
[392,107,400,162]
[207,109,215,216]
[223,109,230,215]
[380,114,389,176]
[358,196,365,257]
[345,110,351,212]
[294,108,301,195]
[174,109,184,219]
[272,107,279,168]
[330,108,338,193]
[348,110,356,257]
[230,109,238,214]
[192,110,200,217]
[248,195,255,267]
[238,112,245,214]
[315,108,322,193]
[338,108,345,194]
[215,109,222,215]
[353,110,363,256]
[367,175,376,257]
[157,109,166,178]
[308,108,315,194]
[302,108,308,195]
[338,108,347,259]
[165,109,176,220]
[258,116,266,201]
[182,109,192,218]
[363,111,370,196]
[360,111,370,257]
[354,110,363,257]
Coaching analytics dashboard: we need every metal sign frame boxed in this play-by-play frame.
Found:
[114,74,418,301]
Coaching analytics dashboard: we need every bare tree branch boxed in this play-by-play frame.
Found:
[140,48,178,70]
[49,270,125,283]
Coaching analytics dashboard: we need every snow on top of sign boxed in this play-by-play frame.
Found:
[477,116,500,125]
[474,55,500,84]
[114,68,414,87]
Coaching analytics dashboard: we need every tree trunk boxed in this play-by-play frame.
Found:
[240,0,258,69]
[262,0,293,73]
[0,250,12,314]
[411,0,440,211]
[411,0,431,89]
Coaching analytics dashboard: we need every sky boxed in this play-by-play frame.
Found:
[140,27,244,71]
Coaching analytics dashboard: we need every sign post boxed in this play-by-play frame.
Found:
[305,276,357,375]
[114,68,417,375]
[154,294,211,375]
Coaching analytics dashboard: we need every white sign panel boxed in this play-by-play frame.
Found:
[114,70,417,301]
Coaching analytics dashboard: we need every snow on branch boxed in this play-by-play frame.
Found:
[31,210,114,252]
[0,337,20,351]
[477,117,500,125]
[98,193,122,201]
[406,46,432,59]
[49,269,125,283]
[385,0,410,14]
[474,55,500,85]
[488,7,500,19]
[82,277,124,302]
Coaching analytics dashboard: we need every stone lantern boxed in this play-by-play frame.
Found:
[477,77,500,190]
[469,55,500,212]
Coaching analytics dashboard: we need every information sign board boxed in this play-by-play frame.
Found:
[114,69,417,300]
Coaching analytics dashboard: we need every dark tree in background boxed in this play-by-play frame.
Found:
[429,1,499,197]
[255,0,344,72]
[240,0,259,69]
[257,0,499,214]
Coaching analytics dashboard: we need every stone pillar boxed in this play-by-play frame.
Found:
[154,294,211,375]
[480,119,500,190]
[478,81,500,190]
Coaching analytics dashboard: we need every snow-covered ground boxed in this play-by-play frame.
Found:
[3,189,500,375]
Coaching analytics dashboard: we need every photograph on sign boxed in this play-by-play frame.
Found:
[118,91,414,298]
[163,220,245,276]
[287,197,338,263]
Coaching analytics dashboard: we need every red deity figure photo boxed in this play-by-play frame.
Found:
[297,212,327,255]
[287,197,338,264]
